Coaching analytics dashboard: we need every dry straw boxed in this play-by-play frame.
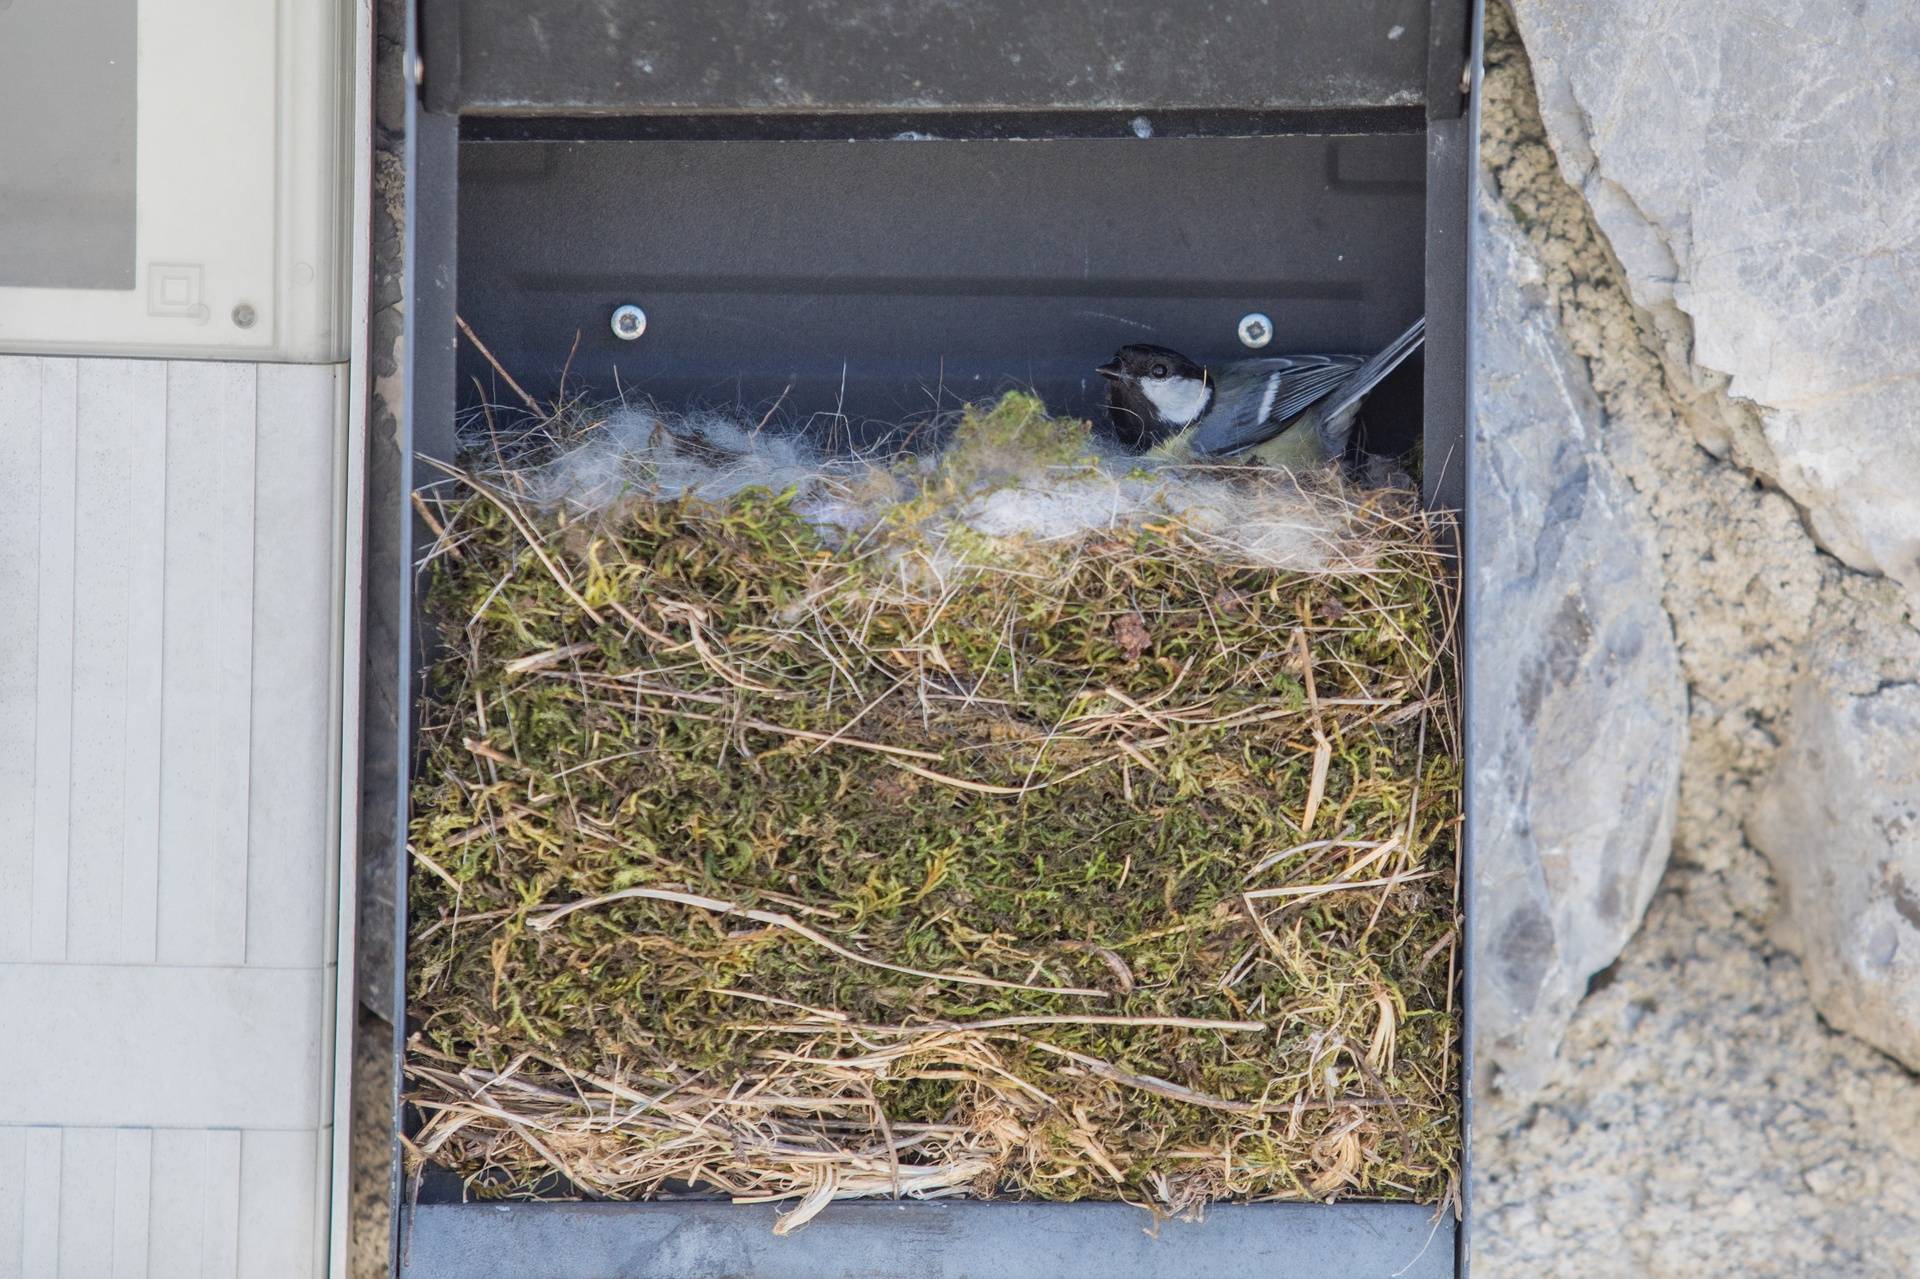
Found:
[405,393,1461,1229]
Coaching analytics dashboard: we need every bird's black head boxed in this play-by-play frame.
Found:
[1095,344,1212,451]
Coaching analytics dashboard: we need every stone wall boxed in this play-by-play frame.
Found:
[1474,3,1920,1272]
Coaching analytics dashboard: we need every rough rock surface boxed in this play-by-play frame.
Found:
[1501,0,1920,1088]
[1470,184,1686,1102]
[1749,586,1920,1070]
[1475,5,1920,1273]
[1507,0,1920,596]
[1475,869,1920,1278]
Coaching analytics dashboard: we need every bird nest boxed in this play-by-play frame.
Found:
[404,392,1461,1230]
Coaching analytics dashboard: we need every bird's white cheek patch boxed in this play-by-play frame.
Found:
[1142,376,1212,428]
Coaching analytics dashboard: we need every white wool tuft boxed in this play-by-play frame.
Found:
[474,401,1404,574]
[514,406,833,511]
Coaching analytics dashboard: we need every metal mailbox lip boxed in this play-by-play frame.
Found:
[383,1,1482,1273]
[422,0,1439,119]
[402,1199,1457,1279]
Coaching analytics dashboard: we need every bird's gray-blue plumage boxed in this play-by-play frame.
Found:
[1189,354,1363,456]
[1186,317,1427,458]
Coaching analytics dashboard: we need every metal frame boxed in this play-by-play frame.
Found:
[403,1200,1455,1279]
[385,2,1482,1273]
[1447,6,1487,1275]
[328,0,378,1272]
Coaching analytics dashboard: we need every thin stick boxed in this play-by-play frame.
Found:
[505,642,600,675]
[410,845,463,894]
[423,457,607,626]
[553,328,582,414]
[882,755,1107,798]
[410,491,460,560]
[456,313,543,415]
[809,673,913,757]
[1243,869,1441,902]
[619,701,944,762]
[729,1009,1267,1035]
[949,1012,1257,1034]
[708,989,850,1021]
[528,885,1106,999]
[1246,837,1393,881]
[1018,1039,1395,1116]
[1295,626,1333,834]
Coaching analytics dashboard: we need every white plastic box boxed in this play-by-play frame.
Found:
[0,0,353,362]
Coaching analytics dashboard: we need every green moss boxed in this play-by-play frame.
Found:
[406,395,1460,1213]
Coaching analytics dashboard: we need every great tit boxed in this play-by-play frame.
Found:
[1095,317,1426,467]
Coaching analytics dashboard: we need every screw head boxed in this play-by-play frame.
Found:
[231,302,257,329]
[610,304,647,341]
[1237,312,1273,349]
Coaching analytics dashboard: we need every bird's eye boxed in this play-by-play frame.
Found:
[1151,363,1169,379]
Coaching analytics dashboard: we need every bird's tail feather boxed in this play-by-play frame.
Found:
[1312,316,1426,426]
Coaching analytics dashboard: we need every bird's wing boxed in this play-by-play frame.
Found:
[1309,316,1426,427]
[1187,355,1363,457]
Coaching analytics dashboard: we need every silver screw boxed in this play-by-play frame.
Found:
[1237,312,1273,349]
[231,302,257,329]
[610,304,647,341]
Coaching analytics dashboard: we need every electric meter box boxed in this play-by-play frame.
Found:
[0,0,354,362]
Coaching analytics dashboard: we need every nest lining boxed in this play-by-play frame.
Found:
[405,392,1461,1230]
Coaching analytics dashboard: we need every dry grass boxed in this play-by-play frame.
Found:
[404,394,1460,1229]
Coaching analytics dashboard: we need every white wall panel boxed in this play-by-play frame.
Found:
[0,354,341,1279]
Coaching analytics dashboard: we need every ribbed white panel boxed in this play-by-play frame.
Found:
[0,359,46,963]
[0,355,340,1279]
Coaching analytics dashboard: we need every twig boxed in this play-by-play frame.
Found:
[1295,626,1333,834]
[456,314,543,415]
[504,642,600,675]
[1018,1039,1396,1116]
[527,885,1107,999]
[882,755,1107,798]
[1246,837,1393,881]
[619,701,944,762]
[553,329,581,414]
[411,491,460,560]
[1243,869,1440,902]
[730,1009,1266,1035]
[422,457,607,626]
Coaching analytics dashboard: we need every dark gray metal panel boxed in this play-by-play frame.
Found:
[0,0,136,289]
[1421,0,1474,510]
[1421,122,1469,513]
[459,106,1430,144]
[393,0,463,1229]
[1424,0,1474,123]
[411,116,463,467]
[1448,6,1485,1275]
[454,133,1427,429]
[402,1200,1456,1279]
[439,0,1432,115]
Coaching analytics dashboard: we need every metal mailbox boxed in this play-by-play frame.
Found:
[385,2,1482,1273]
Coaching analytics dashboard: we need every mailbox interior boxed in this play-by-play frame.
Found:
[390,2,1480,1273]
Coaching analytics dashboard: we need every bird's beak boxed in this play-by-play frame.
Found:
[1095,359,1124,380]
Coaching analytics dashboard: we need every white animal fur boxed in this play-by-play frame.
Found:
[483,401,1387,575]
